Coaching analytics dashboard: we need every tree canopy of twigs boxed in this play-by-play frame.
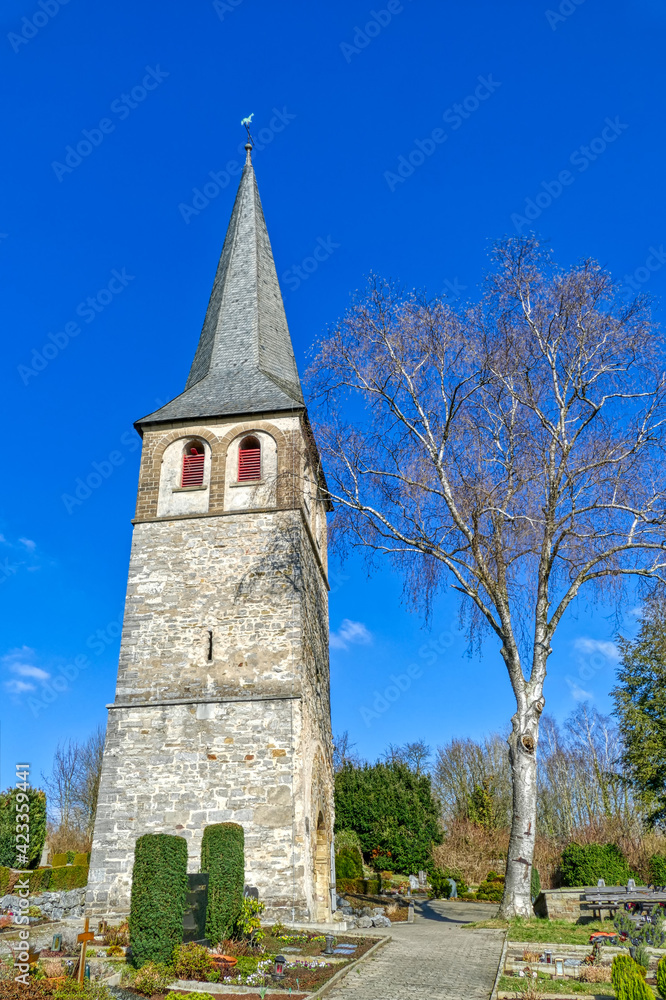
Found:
[308,235,666,916]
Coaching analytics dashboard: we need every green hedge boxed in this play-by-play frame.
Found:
[0,788,47,869]
[129,833,188,967]
[335,847,363,880]
[73,852,90,867]
[559,843,638,887]
[51,853,67,868]
[201,823,244,946]
[476,871,505,902]
[48,865,88,890]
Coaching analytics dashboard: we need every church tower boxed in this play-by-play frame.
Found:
[87,142,335,923]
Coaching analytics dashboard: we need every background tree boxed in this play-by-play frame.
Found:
[43,727,105,850]
[308,237,666,916]
[381,739,432,774]
[333,730,363,772]
[613,598,666,825]
[334,759,442,873]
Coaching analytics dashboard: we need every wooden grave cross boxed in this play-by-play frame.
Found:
[76,917,95,984]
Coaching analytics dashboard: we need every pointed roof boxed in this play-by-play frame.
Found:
[138,145,304,427]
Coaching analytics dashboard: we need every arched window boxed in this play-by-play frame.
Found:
[181,440,205,487]
[238,436,261,482]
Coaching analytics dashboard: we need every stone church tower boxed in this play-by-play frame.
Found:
[87,143,335,923]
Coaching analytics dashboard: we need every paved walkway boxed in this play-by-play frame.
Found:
[326,900,504,1000]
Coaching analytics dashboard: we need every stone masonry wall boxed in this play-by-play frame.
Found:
[87,697,309,919]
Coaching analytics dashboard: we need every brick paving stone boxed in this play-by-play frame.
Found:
[326,900,504,1000]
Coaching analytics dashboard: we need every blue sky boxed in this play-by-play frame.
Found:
[2,0,665,787]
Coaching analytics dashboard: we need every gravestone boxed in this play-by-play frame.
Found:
[447,877,458,898]
[418,870,426,886]
[409,874,419,892]
[244,885,259,899]
[183,873,209,943]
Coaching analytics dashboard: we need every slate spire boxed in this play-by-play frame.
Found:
[138,143,304,426]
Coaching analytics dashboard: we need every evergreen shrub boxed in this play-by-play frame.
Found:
[559,843,637,887]
[201,823,244,946]
[612,955,643,993]
[649,854,666,886]
[73,852,90,867]
[428,868,453,899]
[531,865,541,901]
[172,942,215,980]
[129,833,188,967]
[51,853,67,868]
[335,848,362,880]
[476,871,505,901]
[656,955,666,998]
[617,971,654,1000]
[0,788,47,869]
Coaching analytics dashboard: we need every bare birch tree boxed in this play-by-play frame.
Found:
[307,237,666,916]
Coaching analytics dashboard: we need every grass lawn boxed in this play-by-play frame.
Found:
[465,917,619,944]
[498,975,616,996]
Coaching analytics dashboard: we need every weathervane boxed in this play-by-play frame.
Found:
[241,113,254,146]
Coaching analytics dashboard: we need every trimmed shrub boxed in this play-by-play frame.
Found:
[201,823,244,946]
[0,868,11,895]
[336,876,381,895]
[28,868,52,893]
[65,851,76,864]
[560,843,638,887]
[656,954,666,998]
[129,833,188,967]
[476,871,505,902]
[73,852,90,867]
[51,853,67,868]
[531,865,541,902]
[172,942,214,981]
[48,865,88,891]
[649,854,666,886]
[0,787,47,869]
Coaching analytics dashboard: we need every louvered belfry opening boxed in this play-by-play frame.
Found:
[182,441,205,487]
[238,436,261,482]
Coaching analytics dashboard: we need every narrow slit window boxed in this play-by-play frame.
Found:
[207,630,213,662]
[182,441,205,487]
[238,436,261,482]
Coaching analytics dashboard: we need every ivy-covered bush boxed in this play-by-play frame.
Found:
[0,787,47,869]
[201,823,244,946]
[649,854,666,886]
[428,868,453,899]
[476,871,505,901]
[559,843,638,887]
[129,833,188,967]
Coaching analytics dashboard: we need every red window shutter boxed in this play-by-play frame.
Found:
[182,453,205,487]
[238,447,261,481]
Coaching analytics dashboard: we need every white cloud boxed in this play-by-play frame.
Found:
[565,676,593,702]
[329,619,372,650]
[11,663,50,682]
[5,679,35,694]
[1,647,51,696]
[18,538,36,552]
[573,637,619,662]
